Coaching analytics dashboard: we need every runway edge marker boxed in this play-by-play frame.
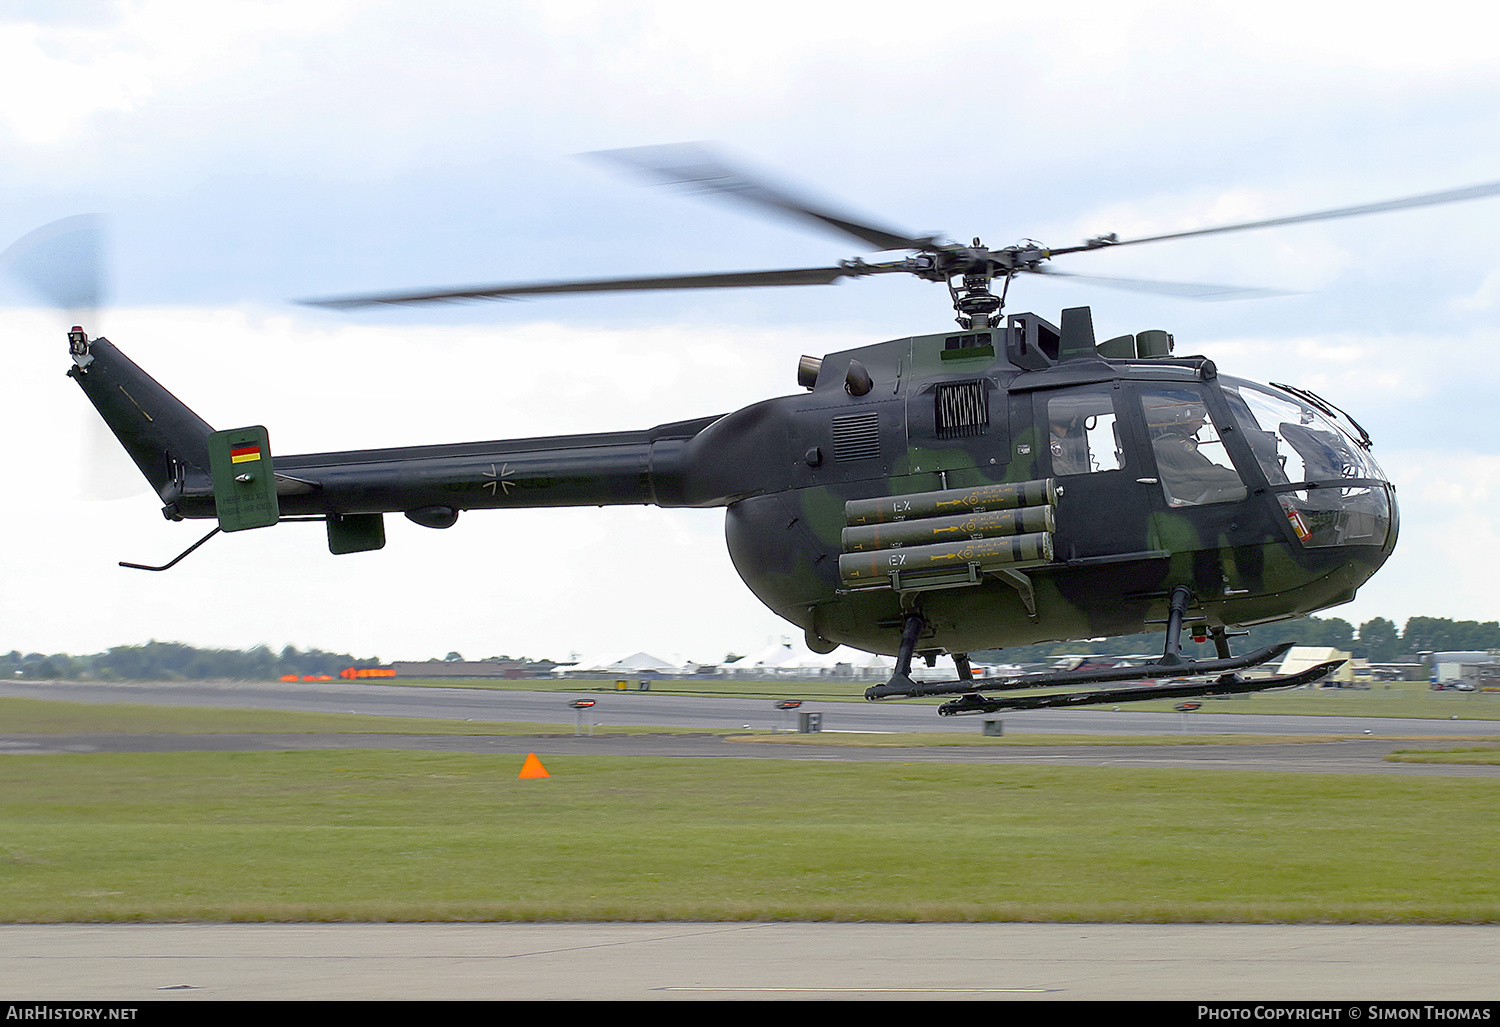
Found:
[518,753,550,779]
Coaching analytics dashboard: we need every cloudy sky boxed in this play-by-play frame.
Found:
[2,0,1498,664]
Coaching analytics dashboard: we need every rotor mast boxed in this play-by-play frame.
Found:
[924,239,1053,330]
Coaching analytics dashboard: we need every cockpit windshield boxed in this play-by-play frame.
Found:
[1221,381,1386,485]
[1221,380,1393,548]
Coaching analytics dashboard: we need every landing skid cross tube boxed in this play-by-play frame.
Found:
[865,642,1297,702]
[936,658,1346,716]
[864,583,1345,714]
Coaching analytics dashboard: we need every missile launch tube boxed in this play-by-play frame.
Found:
[841,504,1055,552]
[838,531,1055,585]
[844,478,1057,526]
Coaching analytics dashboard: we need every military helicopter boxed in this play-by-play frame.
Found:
[20,146,1500,714]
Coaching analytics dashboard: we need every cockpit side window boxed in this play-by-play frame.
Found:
[1046,386,1123,476]
[1139,386,1247,507]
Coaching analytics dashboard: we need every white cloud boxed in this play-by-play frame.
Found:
[0,1,351,147]
[3,1,1500,659]
[1338,450,1500,628]
[1451,267,1500,313]
[0,306,843,659]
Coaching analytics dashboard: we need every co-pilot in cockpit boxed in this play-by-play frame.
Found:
[1139,388,1247,508]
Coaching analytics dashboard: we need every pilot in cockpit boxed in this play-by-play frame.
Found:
[1048,410,1090,476]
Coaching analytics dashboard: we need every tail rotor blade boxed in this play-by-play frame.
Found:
[5,215,143,500]
[80,407,148,501]
[1,214,106,320]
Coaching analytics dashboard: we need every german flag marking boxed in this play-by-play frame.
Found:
[230,444,262,464]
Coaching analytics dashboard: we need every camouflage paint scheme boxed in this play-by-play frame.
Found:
[68,306,1397,661]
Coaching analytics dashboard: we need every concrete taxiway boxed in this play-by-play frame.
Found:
[4,922,1499,1001]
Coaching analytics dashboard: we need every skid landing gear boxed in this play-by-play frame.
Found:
[870,610,936,700]
[865,586,1346,715]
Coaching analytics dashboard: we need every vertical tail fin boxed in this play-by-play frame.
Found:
[66,332,215,507]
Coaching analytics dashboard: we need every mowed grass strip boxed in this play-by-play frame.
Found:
[0,697,704,736]
[1388,744,1500,765]
[728,732,1486,747]
[1126,685,1500,721]
[1,750,1497,923]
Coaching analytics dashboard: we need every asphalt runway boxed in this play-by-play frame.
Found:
[3,678,1498,777]
[5,922,1499,1001]
[6,677,1500,738]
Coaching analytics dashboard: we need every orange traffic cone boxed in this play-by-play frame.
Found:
[518,752,550,779]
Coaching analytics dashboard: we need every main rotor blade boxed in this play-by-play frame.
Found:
[1051,180,1500,255]
[301,264,867,309]
[1028,266,1294,301]
[587,143,941,254]
[1,213,105,314]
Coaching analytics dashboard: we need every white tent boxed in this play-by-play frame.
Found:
[727,641,896,679]
[554,651,681,676]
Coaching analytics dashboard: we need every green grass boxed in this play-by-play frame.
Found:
[1,750,1498,923]
[0,697,717,736]
[731,731,1493,748]
[395,676,869,700]
[1125,681,1500,720]
[1387,744,1500,765]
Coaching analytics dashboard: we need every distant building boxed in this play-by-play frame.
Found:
[1365,662,1424,681]
[390,660,554,679]
[1430,651,1494,685]
[1277,646,1354,686]
[1462,664,1500,691]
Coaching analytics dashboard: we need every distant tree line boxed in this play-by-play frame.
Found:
[0,642,384,681]
[4,616,1498,680]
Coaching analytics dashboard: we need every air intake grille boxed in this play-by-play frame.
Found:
[831,412,881,462]
[936,380,988,438]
